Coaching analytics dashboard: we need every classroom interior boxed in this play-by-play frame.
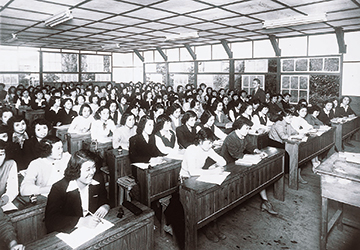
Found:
[1,0,360,249]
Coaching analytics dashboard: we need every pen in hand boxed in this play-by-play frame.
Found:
[88,211,104,224]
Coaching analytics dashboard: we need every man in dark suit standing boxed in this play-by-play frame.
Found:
[251,78,266,104]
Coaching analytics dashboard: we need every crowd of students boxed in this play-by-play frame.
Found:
[0,79,357,249]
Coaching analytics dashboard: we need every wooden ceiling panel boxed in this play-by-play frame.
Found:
[223,0,284,15]
[151,0,209,14]
[78,0,139,15]
[125,7,176,20]
[8,0,66,14]
[0,0,358,51]
[187,7,236,21]
[295,0,359,14]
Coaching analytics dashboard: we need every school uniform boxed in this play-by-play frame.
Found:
[318,108,334,126]
[176,125,196,149]
[129,134,163,163]
[45,174,108,233]
[57,108,78,125]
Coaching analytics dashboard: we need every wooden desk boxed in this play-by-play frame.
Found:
[180,147,285,250]
[6,195,47,245]
[20,109,45,126]
[106,149,131,207]
[332,116,360,151]
[247,132,269,149]
[134,158,182,207]
[26,202,154,250]
[314,152,360,250]
[67,133,91,154]
[55,125,70,152]
[286,127,335,190]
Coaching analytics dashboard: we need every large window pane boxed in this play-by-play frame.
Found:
[166,48,180,61]
[244,59,268,72]
[198,61,229,73]
[198,74,229,90]
[0,47,39,72]
[212,44,228,60]
[254,40,275,58]
[81,55,110,72]
[309,34,338,56]
[196,45,211,60]
[0,73,40,88]
[113,53,132,66]
[232,41,252,59]
[169,62,194,73]
[44,73,78,83]
[279,36,307,56]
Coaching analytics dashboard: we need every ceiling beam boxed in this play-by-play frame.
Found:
[184,44,196,60]
[221,40,233,58]
[134,49,144,62]
[335,27,347,54]
[156,47,167,61]
[268,35,281,56]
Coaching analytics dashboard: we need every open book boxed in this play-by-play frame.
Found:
[235,154,262,166]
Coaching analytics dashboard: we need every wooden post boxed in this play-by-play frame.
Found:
[273,155,285,201]
[286,142,299,190]
[180,185,197,250]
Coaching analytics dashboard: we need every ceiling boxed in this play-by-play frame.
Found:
[0,0,360,53]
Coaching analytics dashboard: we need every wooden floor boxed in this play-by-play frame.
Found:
[154,140,360,250]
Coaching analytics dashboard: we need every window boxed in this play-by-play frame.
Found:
[281,75,309,103]
[241,75,265,94]
[281,57,340,73]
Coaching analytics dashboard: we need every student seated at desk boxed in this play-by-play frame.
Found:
[0,208,24,250]
[335,96,356,118]
[45,149,109,233]
[68,104,94,134]
[20,136,71,196]
[252,103,272,133]
[7,115,29,171]
[212,99,232,129]
[305,105,325,129]
[268,112,309,183]
[129,115,164,164]
[154,114,179,155]
[318,100,334,126]
[221,117,278,215]
[197,110,227,143]
[176,128,226,244]
[23,118,51,168]
[57,98,78,126]
[0,107,13,127]
[176,110,197,149]
[239,102,253,121]
[112,112,137,150]
[0,141,18,208]
[90,106,116,144]
[167,102,182,132]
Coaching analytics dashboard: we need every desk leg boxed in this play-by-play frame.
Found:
[286,143,299,190]
[180,186,197,250]
[321,197,328,250]
[334,125,342,152]
[337,202,343,231]
[274,176,284,201]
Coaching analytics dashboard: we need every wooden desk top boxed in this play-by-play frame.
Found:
[182,147,284,193]
[107,148,129,158]
[315,152,360,183]
[6,195,47,220]
[26,201,154,250]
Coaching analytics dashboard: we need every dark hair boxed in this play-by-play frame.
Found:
[0,140,6,150]
[232,117,253,130]
[0,107,13,118]
[308,105,321,114]
[79,103,93,116]
[166,103,182,116]
[200,110,215,125]
[107,100,119,110]
[136,115,153,135]
[31,118,51,135]
[295,103,308,114]
[298,98,308,106]
[340,96,352,104]
[39,135,62,158]
[0,124,9,134]
[181,110,197,125]
[190,99,199,109]
[7,115,26,133]
[64,149,98,181]
[283,93,291,97]
[194,128,217,145]
[93,106,109,120]
[323,99,333,107]
[90,94,99,104]
[239,102,252,114]
[211,99,223,112]
[253,78,260,84]
[154,114,171,134]
[76,94,85,105]
[257,103,269,113]
[120,112,135,126]
[48,96,61,108]
[61,98,73,108]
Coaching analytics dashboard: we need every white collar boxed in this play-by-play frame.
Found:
[66,179,99,192]
[340,103,347,108]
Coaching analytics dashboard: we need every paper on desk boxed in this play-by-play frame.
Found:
[235,154,262,166]
[56,219,114,249]
[164,153,184,160]
[131,162,150,169]
[2,202,18,212]
[196,171,230,185]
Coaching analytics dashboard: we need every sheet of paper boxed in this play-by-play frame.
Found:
[56,219,114,249]
[164,153,184,160]
[2,202,18,212]
[131,162,150,169]
[235,154,262,165]
[196,171,230,185]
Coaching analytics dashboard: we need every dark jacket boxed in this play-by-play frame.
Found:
[176,125,196,149]
[57,108,78,125]
[129,134,164,163]
[45,174,108,233]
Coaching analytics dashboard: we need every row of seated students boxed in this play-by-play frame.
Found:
[0,79,357,249]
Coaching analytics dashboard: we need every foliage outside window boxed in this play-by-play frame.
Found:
[282,57,340,72]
